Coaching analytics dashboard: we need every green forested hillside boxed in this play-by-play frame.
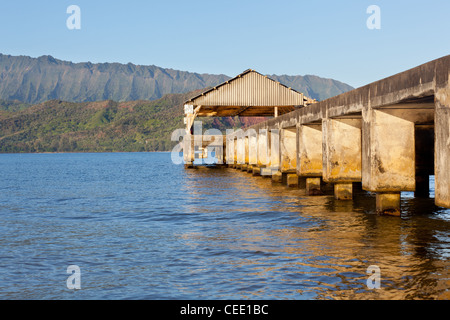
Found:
[0,92,265,153]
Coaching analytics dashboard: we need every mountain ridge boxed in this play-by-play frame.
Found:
[0,53,353,104]
[0,53,355,153]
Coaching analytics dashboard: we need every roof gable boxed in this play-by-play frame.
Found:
[184,69,307,117]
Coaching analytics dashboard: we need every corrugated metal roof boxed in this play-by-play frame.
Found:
[184,69,309,117]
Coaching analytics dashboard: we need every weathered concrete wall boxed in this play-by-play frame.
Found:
[183,133,195,165]
[237,136,244,164]
[362,109,415,192]
[225,137,231,164]
[297,124,323,177]
[286,173,299,187]
[323,118,362,183]
[257,129,269,167]
[248,130,258,166]
[434,58,450,208]
[435,102,450,208]
[280,127,297,173]
[228,137,235,165]
[269,129,280,170]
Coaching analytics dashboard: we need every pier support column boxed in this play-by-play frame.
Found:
[298,124,323,195]
[323,118,362,200]
[248,130,258,169]
[286,174,299,187]
[306,178,322,195]
[376,192,401,216]
[258,129,269,169]
[334,183,353,200]
[226,136,235,167]
[272,171,282,183]
[244,136,249,166]
[435,65,450,208]
[362,109,415,215]
[212,138,225,165]
[183,133,195,168]
[280,127,297,174]
[269,128,280,174]
[260,167,273,177]
[236,136,244,166]
[252,166,261,176]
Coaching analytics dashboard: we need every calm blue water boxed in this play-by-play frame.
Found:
[0,152,449,300]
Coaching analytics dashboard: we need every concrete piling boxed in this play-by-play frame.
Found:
[376,192,401,216]
[286,174,299,187]
[334,183,353,200]
[272,171,282,183]
[306,178,322,196]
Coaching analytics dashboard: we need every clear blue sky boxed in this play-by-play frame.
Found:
[0,0,449,88]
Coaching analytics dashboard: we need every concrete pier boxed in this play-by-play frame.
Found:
[334,183,353,200]
[306,178,322,196]
[435,57,450,208]
[248,131,258,169]
[260,167,273,177]
[362,109,416,193]
[184,56,450,216]
[297,124,323,195]
[257,129,269,168]
[376,192,401,216]
[323,118,362,199]
[280,127,297,174]
[272,171,282,183]
[286,173,299,187]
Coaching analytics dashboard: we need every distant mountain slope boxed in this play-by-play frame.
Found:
[0,54,230,104]
[0,54,353,104]
[269,74,354,103]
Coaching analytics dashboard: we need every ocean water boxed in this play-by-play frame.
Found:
[0,152,449,300]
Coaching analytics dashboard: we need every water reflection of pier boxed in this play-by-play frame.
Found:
[181,166,450,299]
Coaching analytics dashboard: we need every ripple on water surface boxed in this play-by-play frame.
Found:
[0,153,449,299]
